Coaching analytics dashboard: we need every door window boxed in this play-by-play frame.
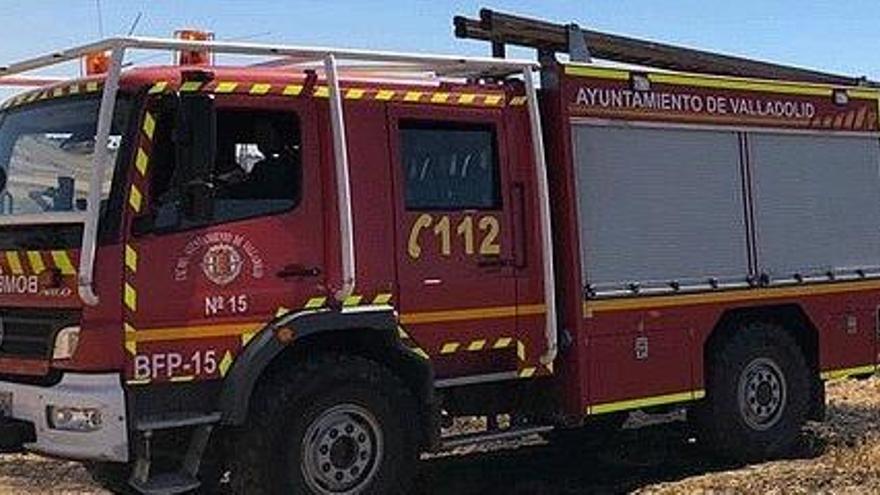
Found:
[149,108,302,231]
[400,121,500,210]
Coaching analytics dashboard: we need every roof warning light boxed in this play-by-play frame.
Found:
[175,29,215,66]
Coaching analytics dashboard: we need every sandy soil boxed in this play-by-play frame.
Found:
[0,376,877,494]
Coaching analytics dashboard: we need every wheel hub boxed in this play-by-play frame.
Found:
[302,404,383,494]
[738,357,787,431]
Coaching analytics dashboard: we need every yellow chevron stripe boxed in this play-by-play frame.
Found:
[5,252,23,274]
[484,95,503,106]
[26,251,45,274]
[142,112,156,139]
[375,89,395,100]
[403,91,423,102]
[85,82,99,93]
[440,342,460,354]
[430,92,450,104]
[304,296,326,309]
[148,81,168,94]
[50,251,75,275]
[372,293,393,305]
[518,367,536,378]
[124,244,137,273]
[283,84,303,96]
[135,148,149,176]
[124,322,137,355]
[467,339,487,351]
[214,81,238,93]
[179,81,202,92]
[128,185,143,213]
[250,83,272,95]
[343,295,363,307]
[124,283,137,312]
[345,88,366,99]
[313,86,329,98]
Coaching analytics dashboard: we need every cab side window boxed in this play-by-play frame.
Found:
[148,108,302,231]
[400,121,500,210]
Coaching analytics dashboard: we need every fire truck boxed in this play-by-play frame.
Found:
[0,8,877,494]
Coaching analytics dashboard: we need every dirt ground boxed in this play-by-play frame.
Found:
[0,376,877,494]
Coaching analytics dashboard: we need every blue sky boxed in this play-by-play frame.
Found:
[0,1,877,83]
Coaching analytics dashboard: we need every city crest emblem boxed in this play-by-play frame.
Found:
[201,243,243,286]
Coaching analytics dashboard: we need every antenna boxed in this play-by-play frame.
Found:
[94,0,104,37]
[127,12,143,36]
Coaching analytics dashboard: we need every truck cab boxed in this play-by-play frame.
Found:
[0,38,557,493]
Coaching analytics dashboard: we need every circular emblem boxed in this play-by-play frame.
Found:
[201,243,243,286]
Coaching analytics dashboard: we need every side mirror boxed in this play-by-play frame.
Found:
[175,93,216,222]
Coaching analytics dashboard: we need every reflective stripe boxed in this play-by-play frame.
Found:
[4,252,23,275]
[283,84,303,96]
[135,148,149,176]
[214,81,238,93]
[124,245,138,273]
[26,251,45,274]
[820,365,876,381]
[142,112,156,139]
[50,251,75,275]
[124,283,137,312]
[588,389,705,415]
[249,83,272,95]
[128,185,143,213]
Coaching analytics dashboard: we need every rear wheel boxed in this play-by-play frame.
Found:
[694,321,811,461]
[231,353,419,494]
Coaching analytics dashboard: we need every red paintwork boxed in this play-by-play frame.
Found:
[0,60,875,423]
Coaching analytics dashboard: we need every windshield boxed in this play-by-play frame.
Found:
[0,96,131,217]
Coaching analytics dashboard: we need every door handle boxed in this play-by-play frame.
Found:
[276,263,322,279]
[477,256,513,268]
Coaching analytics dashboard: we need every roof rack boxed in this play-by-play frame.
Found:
[455,8,878,88]
[0,36,536,85]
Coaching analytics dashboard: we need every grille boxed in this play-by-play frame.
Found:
[0,309,79,359]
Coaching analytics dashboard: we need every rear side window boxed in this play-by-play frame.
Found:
[400,122,500,210]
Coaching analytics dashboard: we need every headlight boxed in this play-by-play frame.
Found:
[47,406,102,432]
[52,326,80,360]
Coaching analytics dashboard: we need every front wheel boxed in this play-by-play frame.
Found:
[231,353,420,494]
[693,321,812,461]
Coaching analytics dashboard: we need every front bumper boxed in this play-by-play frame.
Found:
[0,373,127,462]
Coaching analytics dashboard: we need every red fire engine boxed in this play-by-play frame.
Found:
[0,9,876,494]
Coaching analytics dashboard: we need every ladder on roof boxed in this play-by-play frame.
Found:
[454,8,878,88]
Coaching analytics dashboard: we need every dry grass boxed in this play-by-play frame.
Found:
[0,376,877,494]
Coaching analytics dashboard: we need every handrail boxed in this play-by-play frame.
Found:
[324,54,356,302]
[522,67,558,366]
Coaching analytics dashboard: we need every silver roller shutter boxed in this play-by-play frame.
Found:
[572,124,749,294]
[750,133,880,281]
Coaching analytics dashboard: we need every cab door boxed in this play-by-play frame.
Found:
[390,105,523,380]
[121,93,324,385]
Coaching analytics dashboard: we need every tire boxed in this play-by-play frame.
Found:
[694,321,811,461]
[230,353,420,495]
